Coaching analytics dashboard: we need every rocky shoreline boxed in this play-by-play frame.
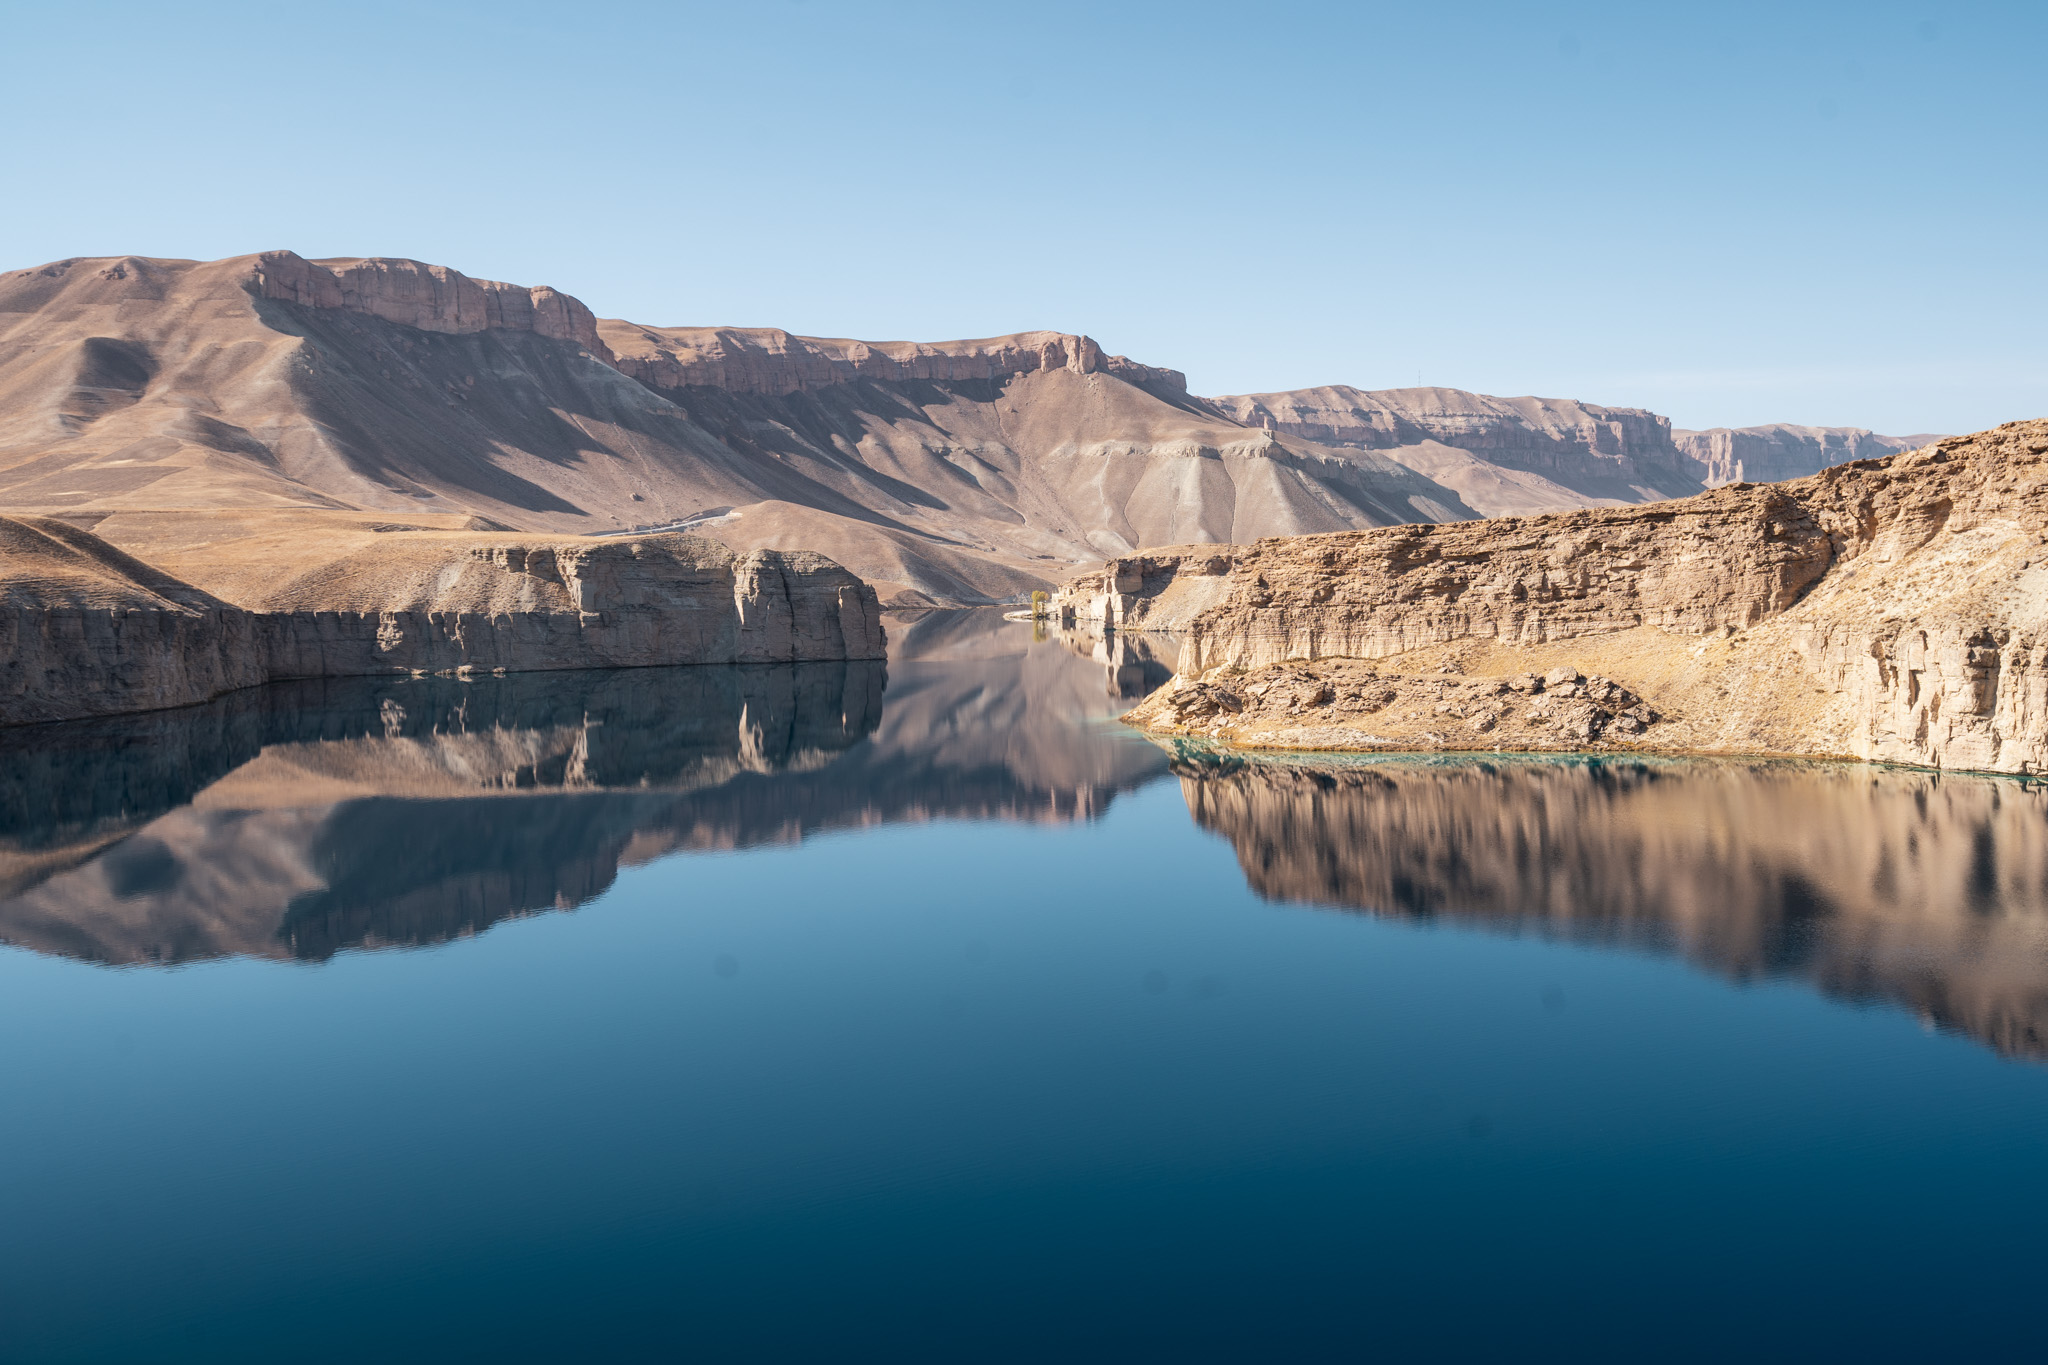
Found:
[1091,419,2048,775]
[1,515,885,726]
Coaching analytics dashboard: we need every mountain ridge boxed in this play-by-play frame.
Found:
[0,249,1942,606]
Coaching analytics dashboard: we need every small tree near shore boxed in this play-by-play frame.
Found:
[1030,590,1049,618]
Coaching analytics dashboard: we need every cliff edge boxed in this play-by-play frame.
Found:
[1,515,885,726]
[1106,419,2048,775]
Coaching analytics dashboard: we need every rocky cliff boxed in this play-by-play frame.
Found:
[602,325,1186,399]
[1674,423,1946,486]
[1,514,885,726]
[1050,546,1237,632]
[1115,419,2048,775]
[1208,385,1704,510]
[252,251,614,359]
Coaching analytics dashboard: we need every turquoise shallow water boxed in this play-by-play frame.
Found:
[3,612,2047,1362]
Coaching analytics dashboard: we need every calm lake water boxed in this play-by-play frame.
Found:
[4,610,2048,1362]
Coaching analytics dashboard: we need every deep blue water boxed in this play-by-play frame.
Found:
[3,612,2047,1362]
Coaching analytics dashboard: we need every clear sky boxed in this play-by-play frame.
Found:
[3,0,2041,434]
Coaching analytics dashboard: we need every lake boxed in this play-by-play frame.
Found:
[3,610,2047,1362]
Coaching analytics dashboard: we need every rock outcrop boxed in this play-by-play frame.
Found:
[1144,660,1661,753]
[1208,385,1704,506]
[252,251,614,360]
[0,514,885,726]
[604,325,1185,399]
[1114,419,2048,775]
[1674,423,1946,486]
[1050,546,1238,632]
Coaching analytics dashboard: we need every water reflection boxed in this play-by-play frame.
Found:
[1034,615,1180,699]
[11,609,2048,1065]
[1170,746,2048,1059]
[0,612,1165,965]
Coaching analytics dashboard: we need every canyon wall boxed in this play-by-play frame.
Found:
[1173,481,1836,672]
[252,251,614,360]
[601,324,1187,399]
[1,516,886,726]
[1050,546,1237,632]
[1675,423,1943,486]
[1208,385,1701,500]
[1110,419,2048,774]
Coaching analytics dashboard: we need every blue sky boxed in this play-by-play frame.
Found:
[3,0,2040,433]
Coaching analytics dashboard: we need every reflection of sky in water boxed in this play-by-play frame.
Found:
[4,612,2048,1359]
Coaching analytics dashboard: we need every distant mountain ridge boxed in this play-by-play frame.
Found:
[0,250,1943,605]
[1672,423,1945,486]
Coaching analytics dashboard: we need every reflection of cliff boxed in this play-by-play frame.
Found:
[0,662,885,964]
[0,612,1167,965]
[1175,750,2048,1058]
[1044,620,1180,700]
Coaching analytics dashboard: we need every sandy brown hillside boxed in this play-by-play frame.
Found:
[0,252,1480,605]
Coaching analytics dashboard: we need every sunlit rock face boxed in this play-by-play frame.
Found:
[1112,421,2048,775]
[0,512,886,725]
[1674,424,1942,487]
[1172,750,2048,1058]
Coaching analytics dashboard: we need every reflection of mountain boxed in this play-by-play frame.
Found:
[0,612,1167,965]
[1173,750,2048,1058]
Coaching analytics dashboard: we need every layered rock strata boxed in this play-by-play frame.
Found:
[1208,385,1702,501]
[1,515,885,726]
[603,325,1187,399]
[1674,423,1944,486]
[0,251,1474,607]
[1114,420,2048,774]
[1050,546,1237,631]
[252,251,613,359]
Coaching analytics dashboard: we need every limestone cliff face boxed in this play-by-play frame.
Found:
[1208,386,1700,500]
[1050,546,1237,632]
[252,251,614,361]
[601,325,1186,399]
[0,517,885,726]
[1674,423,1943,486]
[1174,481,1835,672]
[1107,419,2048,775]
